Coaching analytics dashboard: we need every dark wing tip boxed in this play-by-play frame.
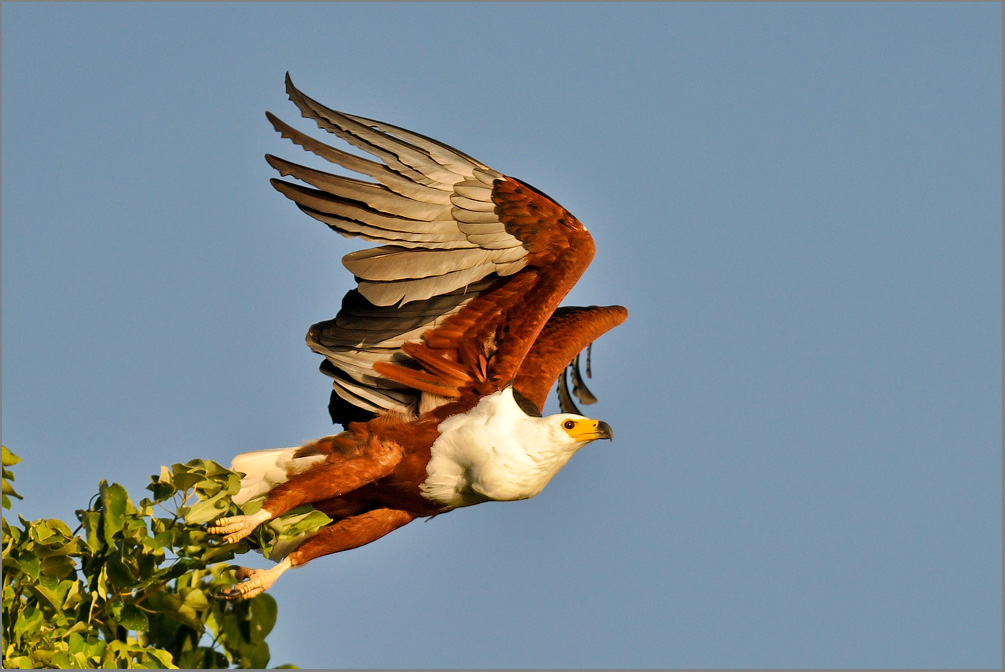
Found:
[557,367,584,416]
[512,386,543,417]
[570,352,598,405]
[327,388,377,429]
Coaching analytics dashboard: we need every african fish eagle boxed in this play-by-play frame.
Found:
[208,75,628,599]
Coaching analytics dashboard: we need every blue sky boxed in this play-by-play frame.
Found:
[2,3,1001,668]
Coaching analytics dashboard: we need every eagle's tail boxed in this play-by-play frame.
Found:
[230,447,324,506]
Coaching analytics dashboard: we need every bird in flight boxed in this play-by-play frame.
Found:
[209,75,628,599]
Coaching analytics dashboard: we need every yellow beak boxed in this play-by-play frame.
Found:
[570,419,614,442]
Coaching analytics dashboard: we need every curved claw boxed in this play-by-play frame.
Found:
[216,559,292,601]
[207,509,272,544]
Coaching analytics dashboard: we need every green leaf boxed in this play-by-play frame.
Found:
[2,478,23,508]
[180,493,230,525]
[118,602,150,631]
[99,481,132,545]
[106,640,179,669]
[200,542,239,565]
[241,497,264,515]
[186,458,232,478]
[158,592,205,633]
[78,509,104,554]
[29,517,73,546]
[82,636,106,663]
[61,580,85,611]
[181,587,210,611]
[96,564,110,601]
[67,631,87,654]
[122,516,150,543]
[14,605,44,639]
[169,469,206,492]
[146,476,176,502]
[64,620,90,637]
[258,505,331,559]
[2,447,23,510]
[30,580,63,612]
[18,550,41,581]
[248,641,272,669]
[29,519,82,558]
[2,452,298,668]
[249,593,278,643]
[32,648,57,667]
[142,530,173,550]
[40,555,77,581]
[2,445,22,467]
[146,647,177,669]
[105,556,136,591]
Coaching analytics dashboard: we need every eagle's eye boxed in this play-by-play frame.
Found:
[563,420,576,430]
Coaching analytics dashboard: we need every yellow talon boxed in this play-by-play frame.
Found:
[207,509,272,543]
[217,559,292,600]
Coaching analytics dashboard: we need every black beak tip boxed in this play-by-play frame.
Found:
[597,421,614,441]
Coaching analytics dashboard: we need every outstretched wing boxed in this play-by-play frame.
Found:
[267,75,616,424]
[513,306,628,415]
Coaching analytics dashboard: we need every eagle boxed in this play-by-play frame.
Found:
[208,75,628,599]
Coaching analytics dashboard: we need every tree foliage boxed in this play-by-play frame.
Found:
[1,446,323,669]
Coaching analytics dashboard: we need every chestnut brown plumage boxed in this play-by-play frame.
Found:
[209,75,627,599]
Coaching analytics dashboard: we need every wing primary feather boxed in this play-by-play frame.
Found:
[284,75,460,185]
[272,179,473,248]
[557,366,583,415]
[343,111,494,175]
[265,154,445,220]
[570,352,599,405]
[266,112,451,203]
[270,179,464,237]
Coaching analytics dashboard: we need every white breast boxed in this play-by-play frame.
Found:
[420,388,583,509]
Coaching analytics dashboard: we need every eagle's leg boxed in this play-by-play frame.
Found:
[287,508,414,567]
[217,508,414,600]
[218,558,293,601]
[210,438,404,543]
